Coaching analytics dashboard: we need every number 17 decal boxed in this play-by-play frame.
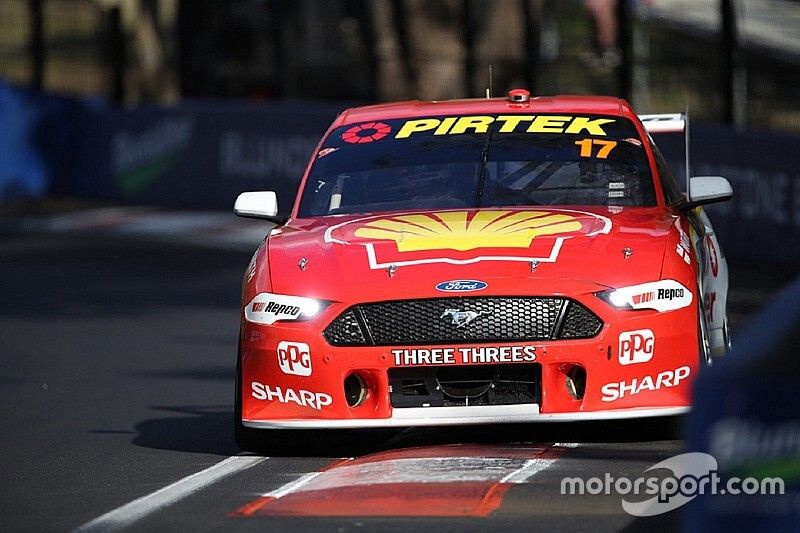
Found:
[575,139,618,159]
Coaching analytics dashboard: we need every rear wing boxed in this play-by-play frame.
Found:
[638,112,690,194]
[639,113,685,133]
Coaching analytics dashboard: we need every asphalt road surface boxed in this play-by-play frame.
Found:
[0,232,796,532]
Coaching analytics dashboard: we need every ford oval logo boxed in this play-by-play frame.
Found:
[435,280,488,292]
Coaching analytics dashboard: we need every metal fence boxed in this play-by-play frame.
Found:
[1,0,799,131]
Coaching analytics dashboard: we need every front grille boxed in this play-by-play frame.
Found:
[323,297,602,346]
[389,363,540,408]
[559,301,604,338]
[321,309,365,345]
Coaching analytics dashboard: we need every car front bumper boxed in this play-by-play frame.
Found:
[240,294,699,428]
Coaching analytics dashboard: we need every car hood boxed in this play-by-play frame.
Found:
[267,207,677,302]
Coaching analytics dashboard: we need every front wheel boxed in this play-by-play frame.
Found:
[234,343,272,454]
[722,316,732,352]
[234,346,311,455]
[698,298,712,366]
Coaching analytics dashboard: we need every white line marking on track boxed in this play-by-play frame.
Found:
[263,471,325,498]
[501,457,559,484]
[256,450,566,502]
[497,443,578,484]
[74,455,267,532]
[496,443,578,484]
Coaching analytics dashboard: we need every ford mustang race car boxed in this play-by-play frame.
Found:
[233,89,732,450]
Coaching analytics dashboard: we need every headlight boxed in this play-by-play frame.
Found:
[244,292,328,325]
[595,280,693,312]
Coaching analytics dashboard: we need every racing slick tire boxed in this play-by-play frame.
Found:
[723,316,732,351]
[698,297,713,366]
[233,341,312,455]
[234,346,307,454]
[234,342,270,454]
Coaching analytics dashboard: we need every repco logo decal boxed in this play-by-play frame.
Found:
[245,293,313,325]
[632,292,655,305]
[252,302,301,316]
[632,289,684,304]
[657,288,684,300]
[622,280,693,312]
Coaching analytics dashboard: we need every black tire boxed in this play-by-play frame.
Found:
[723,316,732,352]
[234,342,271,454]
[697,297,712,366]
[634,414,686,441]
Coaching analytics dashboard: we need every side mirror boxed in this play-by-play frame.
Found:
[234,191,288,225]
[681,176,733,210]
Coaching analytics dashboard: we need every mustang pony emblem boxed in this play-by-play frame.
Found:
[440,309,490,328]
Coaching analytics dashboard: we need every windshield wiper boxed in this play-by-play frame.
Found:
[473,127,494,207]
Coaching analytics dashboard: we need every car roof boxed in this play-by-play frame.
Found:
[334,95,630,127]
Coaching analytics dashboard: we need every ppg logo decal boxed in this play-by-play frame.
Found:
[618,329,655,365]
[277,341,312,376]
[435,280,489,292]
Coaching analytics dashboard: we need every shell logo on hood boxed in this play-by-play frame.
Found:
[353,210,582,252]
[325,209,611,269]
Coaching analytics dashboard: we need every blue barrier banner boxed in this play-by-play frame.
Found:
[655,124,800,263]
[71,100,344,212]
[2,81,799,262]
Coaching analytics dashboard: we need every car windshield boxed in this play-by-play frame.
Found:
[297,114,655,217]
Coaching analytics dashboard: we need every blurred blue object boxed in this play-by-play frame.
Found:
[0,81,82,200]
[686,274,800,532]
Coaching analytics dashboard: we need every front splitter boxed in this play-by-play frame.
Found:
[243,405,690,429]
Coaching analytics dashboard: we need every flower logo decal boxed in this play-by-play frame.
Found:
[341,122,392,144]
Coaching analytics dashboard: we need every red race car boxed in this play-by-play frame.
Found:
[233,90,732,450]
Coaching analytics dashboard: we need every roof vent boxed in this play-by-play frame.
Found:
[507,88,530,103]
